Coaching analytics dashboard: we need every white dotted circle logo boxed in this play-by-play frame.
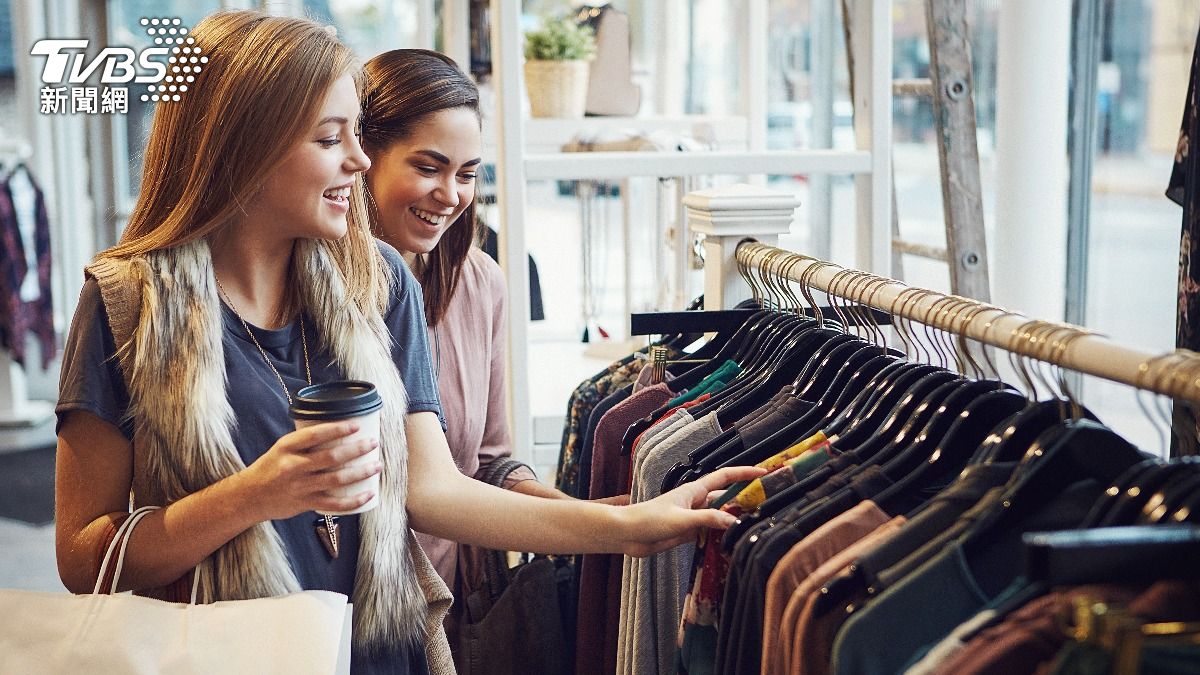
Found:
[140,17,204,104]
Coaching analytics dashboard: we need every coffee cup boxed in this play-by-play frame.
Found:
[289,380,383,515]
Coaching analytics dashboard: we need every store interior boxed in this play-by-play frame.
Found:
[0,1,1195,656]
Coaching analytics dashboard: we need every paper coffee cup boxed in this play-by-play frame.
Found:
[289,381,384,516]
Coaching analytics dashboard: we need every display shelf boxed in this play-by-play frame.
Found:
[522,149,872,181]
[487,0,892,459]
[482,114,750,156]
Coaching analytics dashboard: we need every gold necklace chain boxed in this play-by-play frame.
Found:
[215,275,312,405]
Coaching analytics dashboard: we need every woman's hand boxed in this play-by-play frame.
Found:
[616,466,767,557]
[239,421,382,520]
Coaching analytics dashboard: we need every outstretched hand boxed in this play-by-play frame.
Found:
[618,466,767,557]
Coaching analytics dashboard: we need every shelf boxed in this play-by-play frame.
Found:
[482,114,750,155]
[522,149,871,180]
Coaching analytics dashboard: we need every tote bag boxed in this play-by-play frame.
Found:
[454,459,572,675]
[0,506,352,675]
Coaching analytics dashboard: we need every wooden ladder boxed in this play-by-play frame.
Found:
[844,0,990,301]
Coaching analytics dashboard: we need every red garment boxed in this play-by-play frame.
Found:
[576,384,674,675]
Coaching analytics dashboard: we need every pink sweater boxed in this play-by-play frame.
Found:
[413,247,536,588]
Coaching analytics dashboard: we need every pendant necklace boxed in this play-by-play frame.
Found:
[216,276,341,560]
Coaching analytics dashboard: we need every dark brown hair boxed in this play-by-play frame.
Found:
[361,49,481,327]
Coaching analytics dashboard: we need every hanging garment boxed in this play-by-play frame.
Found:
[481,225,544,321]
[1167,21,1200,456]
[0,165,55,369]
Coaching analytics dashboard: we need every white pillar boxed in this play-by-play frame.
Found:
[993,1,1071,321]
[491,0,533,465]
[685,184,799,310]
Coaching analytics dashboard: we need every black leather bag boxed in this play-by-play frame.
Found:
[454,459,573,675]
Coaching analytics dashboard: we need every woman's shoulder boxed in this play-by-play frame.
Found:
[375,238,419,295]
[463,246,505,296]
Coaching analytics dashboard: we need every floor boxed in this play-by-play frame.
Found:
[0,145,1182,592]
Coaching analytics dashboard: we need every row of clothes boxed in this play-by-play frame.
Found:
[555,308,1200,675]
[0,163,55,370]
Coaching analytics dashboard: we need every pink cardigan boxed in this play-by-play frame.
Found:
[413,247,536,588]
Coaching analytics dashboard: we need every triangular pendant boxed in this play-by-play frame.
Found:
[315,515,340,559]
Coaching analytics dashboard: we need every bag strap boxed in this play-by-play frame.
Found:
[481,458,532,489]
[94,505,160,595]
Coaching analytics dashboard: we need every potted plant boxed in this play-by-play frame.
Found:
[523,16,596,118]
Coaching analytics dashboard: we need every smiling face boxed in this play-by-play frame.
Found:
[366,106,482,256]
[241,74,371,243]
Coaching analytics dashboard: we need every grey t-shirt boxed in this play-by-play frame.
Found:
[55,243,442,675]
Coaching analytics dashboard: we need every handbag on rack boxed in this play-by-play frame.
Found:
[0,506,352,675]
[454,458,573,675]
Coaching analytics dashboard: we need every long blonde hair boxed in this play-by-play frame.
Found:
[105,10,389,316]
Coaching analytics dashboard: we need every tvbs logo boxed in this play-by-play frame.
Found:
[32,40,168,84]
[31,18,204,105]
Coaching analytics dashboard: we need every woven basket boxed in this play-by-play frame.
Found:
[524,60,590,118]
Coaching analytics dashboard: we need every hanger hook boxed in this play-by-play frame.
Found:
[888,286,918,361]
[952,302,998,380]
[917,294,949,370]
[914,289,944,367]
[861,275,891,349]
[758,247,781,310]
[799,258,834,325]
[941,296,974,376]
[845,271,881,340]
[900,287,932,362]
[736,240,764,306]
[778,252,805,314]
[828,268,859,332]
[1006,319,1041,401]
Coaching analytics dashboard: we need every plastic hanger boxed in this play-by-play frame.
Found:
[835,370,962,458]
[1084,458,1172,527]
[870,380,1014,513]
[963,419,1147,553]
[701,331,857,425]
[1140,467,1200,524]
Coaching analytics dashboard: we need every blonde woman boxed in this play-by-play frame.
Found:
[53,11,760,674]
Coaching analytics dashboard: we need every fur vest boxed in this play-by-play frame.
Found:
[85,238,453,672]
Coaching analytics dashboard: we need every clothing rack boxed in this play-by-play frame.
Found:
[0,138,53,428]
[732,240,1200,404]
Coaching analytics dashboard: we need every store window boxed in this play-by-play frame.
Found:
[300,0,420,61]
[107,0,222,209]
[1077,1,1195,453]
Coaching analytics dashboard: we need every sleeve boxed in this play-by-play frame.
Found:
[379,242,447,430]
[470,252,537,488]
[55,277,134,439]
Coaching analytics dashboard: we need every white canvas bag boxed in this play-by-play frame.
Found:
[0,506,352,674]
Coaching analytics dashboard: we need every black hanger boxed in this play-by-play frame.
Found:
[835,372,964,460]
[685,319,830,419]
[671,310,776,390]
[974,399,1081,464]
[1141,468,1200,524]
[1168,459,1200,524]
[963,419,1147,553]
[879,389,1029,511]
[699,330,856,426]
[870,380,1016,514]
[688,356,908,484]
[1082,458,1170,527]
[824,364,947,447]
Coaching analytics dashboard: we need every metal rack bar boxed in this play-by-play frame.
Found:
[735,242,1200,402]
